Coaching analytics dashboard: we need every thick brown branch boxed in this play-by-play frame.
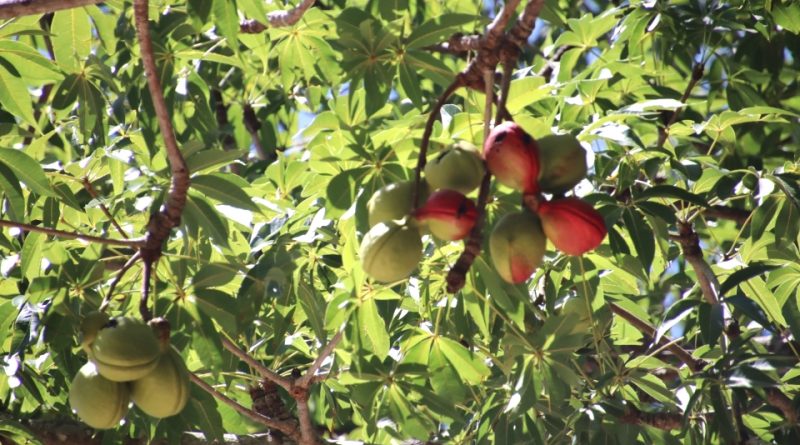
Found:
[608,302,706,372]
[703,205,750,225]
[189,372,301,440]
[240,0,316,33]
[765,388,799,425]
[134,0,190,260]
[0,0,102,18]
[0,219,143,248]
[676,222,719,306]
[620,404,684,430]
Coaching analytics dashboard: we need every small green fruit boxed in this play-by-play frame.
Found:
[88,317,161,382]
[367,181,429,228]
[359,220,423,283]
[424,142,485,194]
[80,311,110,354]
[131,347,190,418]
[537,134,587,194]
[489,211,546,284]
[69,362,130,429]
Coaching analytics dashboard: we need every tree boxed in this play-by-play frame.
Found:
[0,0,798,443]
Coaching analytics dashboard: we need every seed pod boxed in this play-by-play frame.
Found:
[537,134,587,194]
[414,189,478,241]
[131,347,190,418]
[424,141,485,194]
[483,122,540,193]
[359,220,423,283]
[489,211,546,284]
[367,180,429,227]
[88,317,161,382]
[538,198,606,255]
[69,362,130,429]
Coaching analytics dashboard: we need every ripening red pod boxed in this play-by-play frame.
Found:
[483,122,540,194]
[537,197,607,255]
[413,189,478,241]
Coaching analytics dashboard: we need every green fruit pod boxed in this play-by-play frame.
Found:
[489,211,546,284]
[367,180,429,228]
[424,141,485,194]
[69,362,130,429]
[359,220,423,283]
[537,134,587,194]
[131,347,190,418]
[88,317,161,382]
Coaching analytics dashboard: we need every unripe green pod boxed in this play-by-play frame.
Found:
[537,134,587,194]
[88,317,161,382]
[69,362,130,429]
[359,220,423,283]
[367,180,429,227]
[424,141,485,194]
[489,211,546,284]
[131,347,190,418]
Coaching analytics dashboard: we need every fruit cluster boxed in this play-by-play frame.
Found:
[69,312,190,429]
[485,122,606,284]
[358,122,606,285]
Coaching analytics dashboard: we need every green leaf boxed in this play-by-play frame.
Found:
[0,40,62,83]
[435,336,489,385]
[750,196,781,240]
[191,174,260,213]
[0,63,36,128]
[193,289,238,334]
[698,302,724,346]
[0,149,55,198]
[296,280,327,341]
[772,3,800,34]
[720,263,780,297]
[405,14,478,49]
[185,149,247,174]
[358,297,390,360]
[212,0,240,50]
[635,185,708,208]
[622,208,654,273]
[192,263,238,289]
[0,162,25,221]
[184,193,230,248]
[20,232,44,281]
[51,8,92,72]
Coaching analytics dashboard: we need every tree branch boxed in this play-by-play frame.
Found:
[765,387,799,425]
[0,219,142,248]
[619,404,684,430]
[425,33,481,55]
[0,0,102,19]
[703,205,750,225]
[189,372,301,441]
[296,330,342,388]
[608,302,706,372]
[221,336,293,391]
[83,177,129,239]
[239,0,317,33]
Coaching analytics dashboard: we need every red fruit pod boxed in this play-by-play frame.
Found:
[483,122,540,193]
[413,189,478,241]
[538,198,607,256]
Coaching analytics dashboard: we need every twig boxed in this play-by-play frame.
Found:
[189,372,301,440]
[0,219,142,248]
[675,222,721,307]
[240,0,316,33]
[139,254,154,321]
[412,79,464,208]
[211,89,242,175]
[243,104,270,161]
[99,251,141,312]
[296,330,342,388]
[656,63,704,151]
[537,45,573,81]
[83,177,129,239]
[220,336,293,391]
[424,33,481,55]
[608,302,706,372]
[495,60,514,122]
